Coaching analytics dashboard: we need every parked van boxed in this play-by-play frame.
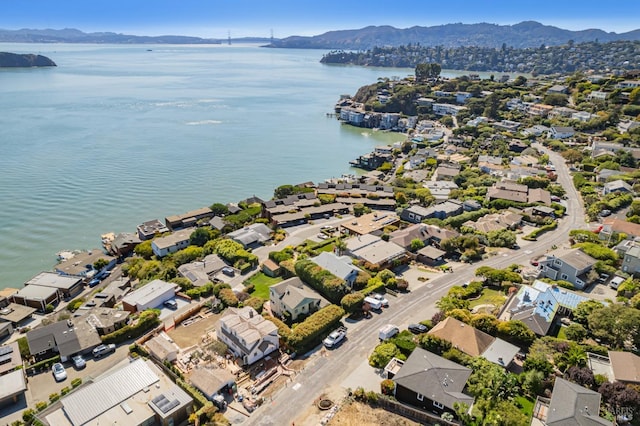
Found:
[364,296,383,310]
[610,276,625,290]
[379,324,399,341]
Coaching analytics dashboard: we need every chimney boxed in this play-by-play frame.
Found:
[249,309,254,318]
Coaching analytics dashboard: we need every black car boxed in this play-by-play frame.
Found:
[408,323,428,334]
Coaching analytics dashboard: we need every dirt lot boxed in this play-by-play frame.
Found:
[328,401,420,426]
[167,311,221,348]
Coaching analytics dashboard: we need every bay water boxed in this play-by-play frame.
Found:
[0,43,472,289]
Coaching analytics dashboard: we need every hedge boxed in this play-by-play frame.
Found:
[102,310,160,344]
[523,221,558,241]
[243,296,264,313]
[27,355,61,374]
[177,378,209,409]
[442,208,490,229]
[294,259,348,304]
[340,292,365,313]
[263,315,292,341]
[287,304,345,352]
[218,288,239,307]
[269,247,294,264]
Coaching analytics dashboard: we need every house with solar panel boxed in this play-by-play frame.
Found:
[41,359,192,426]
[499,280,600,336]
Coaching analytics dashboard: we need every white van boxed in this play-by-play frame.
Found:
[364,296,383,310]
[610,276,625,290]
[379,324,399,340]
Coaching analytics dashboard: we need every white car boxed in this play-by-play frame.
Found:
[52,362,67,381]
[371,293,389,307]
[72,354,86,369]
[316,233,328,240]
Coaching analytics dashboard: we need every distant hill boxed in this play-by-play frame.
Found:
[0,52,56,67]
[268,21,640,49]
[0,28,272,44]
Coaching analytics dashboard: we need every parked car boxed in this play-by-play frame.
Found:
[221,267,235,277]
[363,296,383,311]
[316,233,328,240]
[408,323,428,334]
[323,326,347,348]
[52,362,67,381]
[92,343,116,358]
[88,278,101,288]
[599,209,612,217]
[371,293,389,307]
[163,299,178,310]
[72,354,86,369]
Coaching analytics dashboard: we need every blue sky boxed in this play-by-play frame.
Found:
[1,0,639,38]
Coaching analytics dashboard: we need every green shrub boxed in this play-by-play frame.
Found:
[340,292,365,313]
[177,378,209,409]
[60,387,70,396]
[218,288,239,307]
[101,310,160,344]
[22,409,35,423]
[263,315,292,341]
[35,401,48,412]
[381,379,395,395]
[66,297,86,312]
[287,304,345,352]
[523,221,558,241]
[71,378,82,388]
[243,297,264,313]
[49,393,60,403]
[269,247,294,264]
[369,342,402,368]
[27,355,61,374]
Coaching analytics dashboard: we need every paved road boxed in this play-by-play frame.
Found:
[244,145,589,426]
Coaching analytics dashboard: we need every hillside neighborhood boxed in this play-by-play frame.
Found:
[2,67,640,426]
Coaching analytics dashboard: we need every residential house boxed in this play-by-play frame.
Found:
[25,272,84,299]
[537,248,597,289]
[390,224,459,250]
[269,277,329,321]
[601,218,640,240]
[178,254,227,287]
[433,164,461,181]
[341,211,400,236]
[0,303,36,328]
[428,317,519,367]
[423,181,459,201]
[492,120,521,132]
[432,103,466,116]
[455,92,472,104]
[108,232,141,257]
[311,252,361,288]
[532,378,611,426]
[527,104,554,117]
[603,179,633,195]
[0,288,16,309]
[546,84,568,94]
[549,106,576,118]
[44,359,193,426]
[384,347,474,417]
[0,342,22,376]
[54,249,117,279]
[227,223,272,248]
[403,200,464,221]
[572,111,595,122]
[596,168,621,183]
[486,181,551,205]
[0,370,26,408]
[345,234,407,269]
[616,80,640,89]
[400,205,432,224]
[622,243,640,275]
[76,307,130,335]
[591,141,640,160]
[11,284,60,312]
[137,219,170,241]
[618,120,640,134]
[588,91,609,101]
[549,126,575,139]
[26,318,102,361]
[350,150,393,171]
[121,279,176,313]
[466,116,488,127]
[608,351,640,385]
[463,210,523,233]
[217,307,279,366]
[0,321,12,340]
[165,207,213,230]
[189,365,236,401]
[209,216,227,231]
[151,228,193,258]
[522,125,550,137]
[416,245,447,265]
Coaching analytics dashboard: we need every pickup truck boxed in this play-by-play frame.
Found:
[323,326,347,348]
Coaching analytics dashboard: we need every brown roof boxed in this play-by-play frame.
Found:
[428,317,495,357]
[603,218,640,238]
[609,351,640,383]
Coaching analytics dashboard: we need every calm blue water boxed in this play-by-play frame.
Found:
[0,43,477,288]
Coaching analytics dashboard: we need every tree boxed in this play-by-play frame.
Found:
[564,323,587,342]
[521,370,545,397]
[572,299,605,325]
[353,203,367,217]
[209,203,229,216]
[599,381,640,416]
[93,258,109,270]
[543,93,568,106]
[369,342,401,368]
[482,400,529,426]
[588,304,640,348]
[561,148,584,163]
[189,227,215,247]
[566,366,595,388]
[415,62,441,81]
[410,238,425,252]
[419,334,451,355]
[414,188,435,205]
[486,229,516,247]
[134,240,153,259]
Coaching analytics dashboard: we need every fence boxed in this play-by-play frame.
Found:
[377,397,460,426]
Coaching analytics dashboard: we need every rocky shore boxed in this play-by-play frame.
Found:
[0,52,56,67]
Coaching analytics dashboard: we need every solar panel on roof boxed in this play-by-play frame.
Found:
[152,394,180,414]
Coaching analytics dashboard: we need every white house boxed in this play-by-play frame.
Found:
[549,126,575,139]
[432,103,466,116]
[217,307,279,366]
[151,228,193,257]
[121,279,176,312]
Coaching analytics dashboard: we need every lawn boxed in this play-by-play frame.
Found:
[515,395,534,419]
[246,272,283,299]
[556,326,568,340]
[469,288,507,309]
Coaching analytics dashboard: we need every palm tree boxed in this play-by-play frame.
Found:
[335,238,347,256]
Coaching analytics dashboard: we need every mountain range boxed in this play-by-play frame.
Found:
[2,22,640,49]
[0,28,271,44]
[269,21,640,49]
